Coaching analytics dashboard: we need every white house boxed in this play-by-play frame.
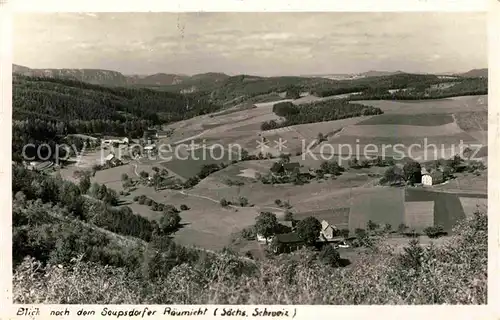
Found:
[256,233,274,243]
[422,170,444,186]
[319,220,338,241]
[104,153,123,167]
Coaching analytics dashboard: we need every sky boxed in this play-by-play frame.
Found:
[13,12,487,76]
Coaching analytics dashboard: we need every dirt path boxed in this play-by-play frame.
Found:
[131,160,285,213]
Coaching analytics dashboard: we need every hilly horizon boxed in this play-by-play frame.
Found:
[13,64,488,87]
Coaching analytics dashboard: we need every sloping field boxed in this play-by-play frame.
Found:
[433,171,487,193]
[454,111,488,145]
[454,111,488,132]
[356,113,454,126]
[404,201,434,230]
[475,145,488,157]
[261,116,371,138]
[349,187,405,230]
[260,116,372,154]
[208,113,280,134]
[174,205,260,250]
[433,193,466,231]
[354,95,487,115]
[459,197,488,218]
[404,188,470,231]
[161,147,236,179]
[327,132,478,146]
[125,186,261,250]
[310,132,479,160]
[467,131,487,145]
[340,122,463,137]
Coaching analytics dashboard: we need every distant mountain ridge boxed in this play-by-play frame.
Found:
[12,64,230,87]
[457,68,488,78]
[14,64,487,86]
[303,70,405,80]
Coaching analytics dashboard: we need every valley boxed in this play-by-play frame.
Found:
[12,67,488,305]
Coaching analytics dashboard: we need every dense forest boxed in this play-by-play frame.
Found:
[13,75,221,123]
[162,73,484,104]
[308,73,462,97]
[349,78,488,101]
[261,100,383,130]
[12,76,222,161]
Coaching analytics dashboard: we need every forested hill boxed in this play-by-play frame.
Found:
[13,65,488,106]
[12,75,222,161]
[13,75,221,124]
[458,68,488,78]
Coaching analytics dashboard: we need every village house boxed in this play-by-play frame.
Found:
[421,168,445,186]
[104,153,123,167]
[283,162,300,174]
[271,233,305,254]
[319,220,339,241]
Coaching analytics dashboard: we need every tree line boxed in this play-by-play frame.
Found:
[261,100,383,130]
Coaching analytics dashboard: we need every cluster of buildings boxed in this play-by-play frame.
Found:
[270,162,316,179]
[257,219,350,254]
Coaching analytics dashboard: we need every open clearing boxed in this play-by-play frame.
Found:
[459,197,488,218]
[339,122,463,137]
[353,95,487,115]
[433,171,487,193]
[349,187,405,230]
[404,201,435,231]
[237,168,259,179]
[403,188,481,231]
[356,113,454,126]
[454,111,488,131]
[324,132,478,147]
[161,146,237,179]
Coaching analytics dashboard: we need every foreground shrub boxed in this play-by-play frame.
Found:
[423,225,447,238]
[318,245,341,267]
[13,211,487,305]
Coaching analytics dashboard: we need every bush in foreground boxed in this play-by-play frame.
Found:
[14,210,487,304]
